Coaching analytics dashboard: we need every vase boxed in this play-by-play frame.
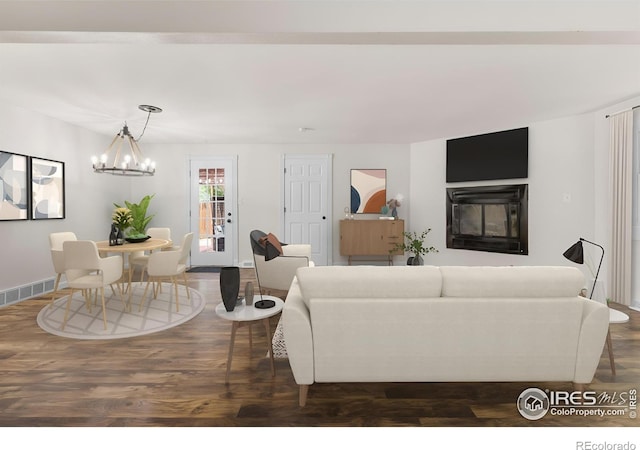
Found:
[116,227,125,245]
[109,224,118,246]
[410,255,424,266]
[244,281,254,306]
[220,266,240,312]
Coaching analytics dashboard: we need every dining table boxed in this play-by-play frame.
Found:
[96,238,173,306]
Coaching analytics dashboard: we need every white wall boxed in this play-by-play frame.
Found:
[0,100,408,300]
[0,103,130,292]
[2,99,634,303]
[409,114,596,274]
[131,143,410,266]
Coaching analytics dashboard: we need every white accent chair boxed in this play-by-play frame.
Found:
[139,232,194,312]
[128,227,172,284]
[250,230,314,295]
[62,240,124,330]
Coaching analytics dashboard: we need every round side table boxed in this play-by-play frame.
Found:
[215,295,284,383]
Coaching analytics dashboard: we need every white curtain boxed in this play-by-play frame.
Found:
[632,108,640,311]
[609,110,634,306]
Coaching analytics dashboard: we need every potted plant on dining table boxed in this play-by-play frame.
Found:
[111,207,132,245]
[113,194,155,242]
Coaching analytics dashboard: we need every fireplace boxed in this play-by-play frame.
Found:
[446,184,528,255]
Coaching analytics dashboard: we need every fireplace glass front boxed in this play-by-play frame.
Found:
[447,184,528,255]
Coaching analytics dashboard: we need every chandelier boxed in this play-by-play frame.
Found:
[92,104,162,176]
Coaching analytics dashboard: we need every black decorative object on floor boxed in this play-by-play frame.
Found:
[187,266,222,273]
[220,266,240,312]
[410,255,424,266]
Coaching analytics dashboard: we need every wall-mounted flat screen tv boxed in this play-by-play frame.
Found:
[446,127,528,182]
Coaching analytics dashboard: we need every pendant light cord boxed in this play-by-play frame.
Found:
[135,110,152,142]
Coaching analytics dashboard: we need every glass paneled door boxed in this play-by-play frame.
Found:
[190,157,237,266]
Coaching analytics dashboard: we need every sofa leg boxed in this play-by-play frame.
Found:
[299,385,310,407]
[573,383,587,392]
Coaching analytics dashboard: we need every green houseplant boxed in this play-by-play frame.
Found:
[391,228,438,265]
[111,207,132,230]
[114,194,155,238]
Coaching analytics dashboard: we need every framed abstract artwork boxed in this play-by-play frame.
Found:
[31,157,65,220]
[350,169,386,214]
[0,151,29,221]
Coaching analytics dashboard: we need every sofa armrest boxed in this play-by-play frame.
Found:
[574,298,609,383]
[282,277,314,386]
[256,254,310,291]
[282,244,312,259]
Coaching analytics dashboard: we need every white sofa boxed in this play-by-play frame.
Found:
[282,265,610,406]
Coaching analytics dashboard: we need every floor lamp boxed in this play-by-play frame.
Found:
[562,238,604,299]
[563,237,629,375]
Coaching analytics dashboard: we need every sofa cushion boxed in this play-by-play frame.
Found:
[295,265,442,308]
[310,296,585,383]
[440,266,585,298]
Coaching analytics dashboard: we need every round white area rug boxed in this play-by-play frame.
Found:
[37,282,205,340]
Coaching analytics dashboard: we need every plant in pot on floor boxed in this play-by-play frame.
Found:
[391,228,438,265]
[114,194,155,241]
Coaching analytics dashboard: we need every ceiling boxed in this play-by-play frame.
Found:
[0,0,639,145]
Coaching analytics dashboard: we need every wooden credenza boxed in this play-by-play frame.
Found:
[340,219,404,265]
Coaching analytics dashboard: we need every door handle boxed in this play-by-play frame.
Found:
[227,219,232,223]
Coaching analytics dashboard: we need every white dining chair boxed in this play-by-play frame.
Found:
[139,232,194,313]
[128,227,172,284]
[62,240,124,330]
[48,231,87,308]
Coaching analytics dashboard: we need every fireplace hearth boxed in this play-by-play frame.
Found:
[446,184,528,255]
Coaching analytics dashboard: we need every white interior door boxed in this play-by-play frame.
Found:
[283,154,332,266]
[190,156,237,266]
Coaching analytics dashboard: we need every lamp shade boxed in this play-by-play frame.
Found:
[563,240,584,264]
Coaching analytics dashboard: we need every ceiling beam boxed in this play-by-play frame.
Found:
[0,1,638,35]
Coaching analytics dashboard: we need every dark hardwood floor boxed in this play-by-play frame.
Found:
[0,268,638,428]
